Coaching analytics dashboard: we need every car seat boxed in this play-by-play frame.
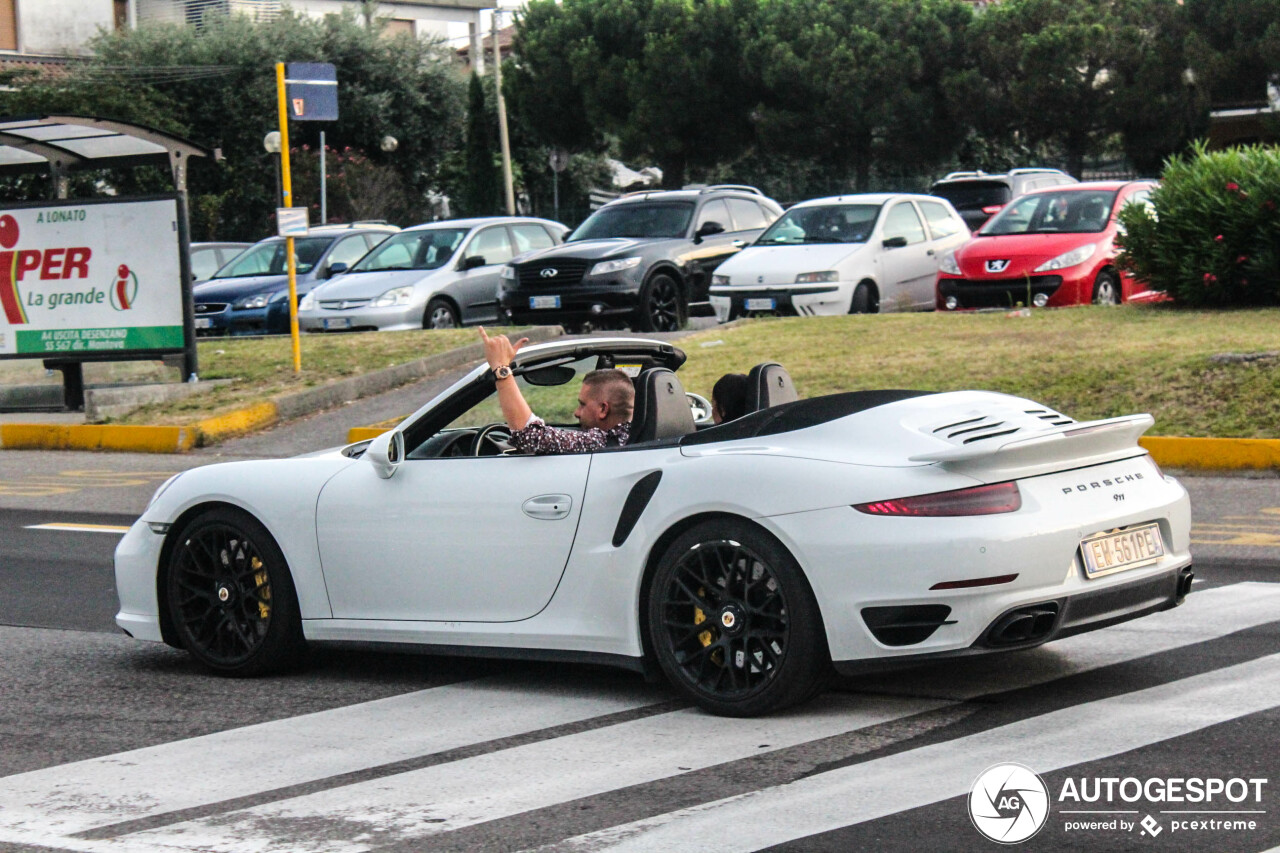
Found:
[744,363,798,413]
[630,368,696,443]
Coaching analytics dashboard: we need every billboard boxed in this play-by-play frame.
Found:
[0,197,185,359]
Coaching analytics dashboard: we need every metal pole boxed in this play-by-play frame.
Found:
[276,62,302,374]
[493,13,515,215]
[319,129,327,225]
[553,170,559,222]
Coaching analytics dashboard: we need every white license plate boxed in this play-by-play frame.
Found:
[745,297,776,311]
[323,317,351,330]
[1080,523,1165,578]
[530,295,561,309]
[194,318,212,329]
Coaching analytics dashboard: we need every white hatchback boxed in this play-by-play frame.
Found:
[709,193,969,318]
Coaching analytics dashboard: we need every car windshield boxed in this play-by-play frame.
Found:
[568,203,694,241]
[931,181,1012,211]
[352,229,467,272]
[980,190,1119,236]
[211,237,331,278]
[755,203,881,245]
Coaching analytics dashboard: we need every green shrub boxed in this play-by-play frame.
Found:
[1117,142,1280,306]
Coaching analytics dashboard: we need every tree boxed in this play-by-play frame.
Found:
[743,0,975,191]
[0,10,465,239]
[459,72,501,216]
[1182,0,1280,108]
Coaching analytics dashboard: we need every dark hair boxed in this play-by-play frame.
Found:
[712,373,749,422]
[582,369,635,419]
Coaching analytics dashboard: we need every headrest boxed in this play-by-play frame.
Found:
[631,368,695,444]
[745,362,798,413]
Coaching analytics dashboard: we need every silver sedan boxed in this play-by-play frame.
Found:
[299,217,566,331]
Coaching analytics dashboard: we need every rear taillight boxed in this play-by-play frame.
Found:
[981,204,1004,215]
[855,481,1022,517]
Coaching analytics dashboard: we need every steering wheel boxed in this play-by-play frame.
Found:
[473,422,513,456]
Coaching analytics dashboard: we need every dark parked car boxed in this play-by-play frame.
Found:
[499,185,783,331]
[192,224,397,336]
[190,242,250,283]
[930,169,1078,232]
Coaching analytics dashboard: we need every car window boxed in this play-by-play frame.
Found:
[568,203,694,240]
[352,229,467,273]
[726,198,768,231]
[695,199,732,233]
[467,227,515,266]
[981,190,1120,236]
[190,248,221,280]
[512,223,556,253]
[919,201,964,240]
[930,181,1012,212]
[882,202,927,244]
[212,236,330,278]
[756,203,881,245]
[327,235,373,270]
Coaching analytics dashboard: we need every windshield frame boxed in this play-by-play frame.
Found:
[567,201,695,242]
[350,228,470,273]
[978,189,1120,237]
[755,202,884,246]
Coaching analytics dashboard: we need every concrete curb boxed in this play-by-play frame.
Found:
[0,326,563,453]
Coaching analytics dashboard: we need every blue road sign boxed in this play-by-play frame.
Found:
[285,62,338,122]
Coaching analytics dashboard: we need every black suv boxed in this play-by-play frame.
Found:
[499,185,783,331]
[929,168,1077,232]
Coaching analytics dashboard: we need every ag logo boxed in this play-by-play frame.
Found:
[110,263,138,311]
[969,763,1049,844]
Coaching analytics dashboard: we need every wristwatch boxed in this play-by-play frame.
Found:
[494,364,513,381]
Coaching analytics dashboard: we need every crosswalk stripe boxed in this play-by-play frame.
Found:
[0,676,659,839]
[0,582,1276,853]
[549,651,1280,852]
[120,694,951,852]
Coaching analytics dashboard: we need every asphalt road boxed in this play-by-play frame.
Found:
[0,458,1277,852]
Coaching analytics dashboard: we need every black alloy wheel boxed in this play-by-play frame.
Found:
[636,273,685,332]
[1092,270,1120,306]
[425,297,461,329]
[648,519,828,716]
[166,507,305,676]
[850,281,879,314]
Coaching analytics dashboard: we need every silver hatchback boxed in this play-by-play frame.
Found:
[298,217,567,331]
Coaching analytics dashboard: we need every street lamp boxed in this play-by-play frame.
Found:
[263,131,283,204]
[380,135,399,153]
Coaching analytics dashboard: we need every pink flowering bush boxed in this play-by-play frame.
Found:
[1117,142,1280,306]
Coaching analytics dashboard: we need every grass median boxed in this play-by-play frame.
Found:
[672,306,1280,438]
[115,329,476,425]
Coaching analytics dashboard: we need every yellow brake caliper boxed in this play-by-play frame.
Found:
[251,557,271,620]
[694,587,722,665]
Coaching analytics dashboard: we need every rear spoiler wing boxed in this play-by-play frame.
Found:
[908,414,1155,479]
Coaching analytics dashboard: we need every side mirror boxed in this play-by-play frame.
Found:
[461,255,487,271]
[327,261,349,278]
[687,392,713,424]
[694,221,725,243]
[882,235,908,249]
[365,430,404,479]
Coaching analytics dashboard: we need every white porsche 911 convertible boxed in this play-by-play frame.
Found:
[115,336,1192,717]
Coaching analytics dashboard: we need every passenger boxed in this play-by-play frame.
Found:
[711,372,749,424]
[479,327,634,454]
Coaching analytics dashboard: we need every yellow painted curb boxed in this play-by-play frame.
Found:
[1140,436,1280,471]
[347,426,390,443]
[195,401,279,445]
[0,423,195,453]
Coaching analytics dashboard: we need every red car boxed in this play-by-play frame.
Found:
[936,181,1157,310]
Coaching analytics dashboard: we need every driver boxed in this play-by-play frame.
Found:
[479,327,635,454]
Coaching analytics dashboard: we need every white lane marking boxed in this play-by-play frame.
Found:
[126,694,949,853]
[23,523,131,534]
[552,651,1280,852]
[108,583,1280,852]
[854,581,1280,700]
[0,677,658,838]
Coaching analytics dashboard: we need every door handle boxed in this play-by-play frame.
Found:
[523,494,572,520]
[732,240,747,248]
[926,249,935,256]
